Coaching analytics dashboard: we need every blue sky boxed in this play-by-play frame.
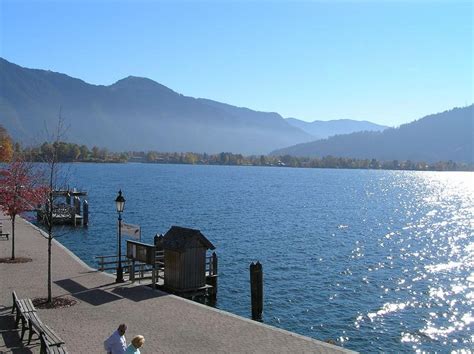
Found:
[0,0,472,126]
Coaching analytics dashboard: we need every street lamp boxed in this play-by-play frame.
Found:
[115,190,125,283]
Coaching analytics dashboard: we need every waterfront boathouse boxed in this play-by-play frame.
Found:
[162,226,216,292]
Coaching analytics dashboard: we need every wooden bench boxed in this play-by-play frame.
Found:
[29,318,66,354]
[12,291,37,338]
[12,291,67,353]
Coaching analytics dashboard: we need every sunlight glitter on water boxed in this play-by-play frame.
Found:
[379,172,474,348]
[348,172,473,348]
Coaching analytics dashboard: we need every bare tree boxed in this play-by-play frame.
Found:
[40,111,70,303]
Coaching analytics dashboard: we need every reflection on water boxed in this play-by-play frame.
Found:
[353,172,473,351]
[45,166,472,352]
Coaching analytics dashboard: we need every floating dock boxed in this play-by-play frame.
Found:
[37,189,89,226]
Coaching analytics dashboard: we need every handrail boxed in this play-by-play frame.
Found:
[95,255,120,259]
[96,255,130,271]
[96,252,218,280]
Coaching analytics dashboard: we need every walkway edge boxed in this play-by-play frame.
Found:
[22,217,109,276]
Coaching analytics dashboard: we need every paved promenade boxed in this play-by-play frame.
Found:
[0,213,354,353]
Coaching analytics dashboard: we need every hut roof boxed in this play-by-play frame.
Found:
[163,226,215,252]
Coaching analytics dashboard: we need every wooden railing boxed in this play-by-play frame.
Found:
[128,262,155,282]
[96,251,218,283]
[96,252,165,281]
[95,255,131,272]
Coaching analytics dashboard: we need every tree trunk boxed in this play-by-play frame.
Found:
[10,215,15,260]
[47,190,53,304]
[47,233,52,303]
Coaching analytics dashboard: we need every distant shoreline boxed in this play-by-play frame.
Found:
[58,159,474,172]
[13,140,474,172]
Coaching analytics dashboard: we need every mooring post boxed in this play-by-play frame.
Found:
[66,192,71,206]
[209,252,218,302]
[82,200,89,226]
[250,261,263,321]
[73,196,81,215]
[212,252,218,275]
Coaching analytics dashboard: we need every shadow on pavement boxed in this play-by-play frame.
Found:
[112,286,168,302]
[55,279,122,306]
[0,307,35,353]
[54,277,169,305]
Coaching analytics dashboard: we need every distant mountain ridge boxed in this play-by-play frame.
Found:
[286,118,388,140]
[0,58,316,154]
[272,106,474,163]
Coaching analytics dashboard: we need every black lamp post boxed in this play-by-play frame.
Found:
[115,190,125,283]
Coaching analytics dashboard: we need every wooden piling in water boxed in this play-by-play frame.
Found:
[66,192,71,205]
[250,261,263,321]
[83,200,89,226]
[73,196,81,215]
[208,252,218,302]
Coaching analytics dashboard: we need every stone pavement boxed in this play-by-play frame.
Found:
[0,213,355,353]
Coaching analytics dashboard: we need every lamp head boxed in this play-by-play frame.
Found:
[115,190,125,213]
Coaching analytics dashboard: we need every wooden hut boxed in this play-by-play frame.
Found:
[162,226,215,291]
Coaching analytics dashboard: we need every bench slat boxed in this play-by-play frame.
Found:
[18,299,36,313]
[41,333,68,354]
[30,316,64,346]
[42,325,65,345]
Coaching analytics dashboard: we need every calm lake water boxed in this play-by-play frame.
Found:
[39,164,473,352]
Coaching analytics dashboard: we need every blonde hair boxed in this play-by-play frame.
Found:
[132,335,145,348]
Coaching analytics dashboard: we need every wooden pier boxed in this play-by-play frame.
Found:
[37,189,89,227]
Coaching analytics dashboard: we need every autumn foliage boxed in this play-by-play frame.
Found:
[0,125,13,162]
[0,160,48,259]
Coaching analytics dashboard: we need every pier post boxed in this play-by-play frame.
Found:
[130,260,135,282]
[154,234,164,251]
[212,252,218,276]
[73,196,81,215]
[83,200,89,226]
[151,263,156,290]
[66,192,71,206]
[208,252,218,303]
[152,246,157,290]
[250,261,263,321]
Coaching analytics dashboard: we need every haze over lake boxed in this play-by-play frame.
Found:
[45,163,473,352]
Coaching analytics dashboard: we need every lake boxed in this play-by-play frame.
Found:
[41,163,473,352]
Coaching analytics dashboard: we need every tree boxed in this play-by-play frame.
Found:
[146,151,158,162]
[91,146,100,159]
[98,147,108,160]
[0,125,14,162]
[37,112,71,304]
[79,145,89,160]
[71,145,81,161]
[0,160,47,259]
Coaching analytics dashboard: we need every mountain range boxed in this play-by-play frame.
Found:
[1,58,389,155]
[1,58,471,163]
[286,118,387,140]
[272,105,474,164]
